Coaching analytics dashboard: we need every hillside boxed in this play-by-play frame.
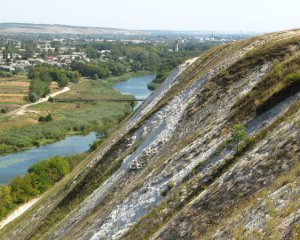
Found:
[0,23,141,35]
[1,29,300,239]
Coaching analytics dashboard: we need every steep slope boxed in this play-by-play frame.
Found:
[1,29,300,240]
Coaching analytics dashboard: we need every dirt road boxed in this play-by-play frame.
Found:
[5,87,70,117]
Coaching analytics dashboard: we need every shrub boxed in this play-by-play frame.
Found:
[167,181,175,190]
[38,114,53,123]
[91,74,99,80]
[29,156,70,190]
[0,108,8,114]
[147,82,160,91]
[0,70,13,78]
[10,175,39,204]
[28,92,39,102]
[287,70,300,83]
[89,138,105,151]
[225,124,248,152]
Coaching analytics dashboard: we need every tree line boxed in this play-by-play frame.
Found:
[74,41,217,89]
[28,66,80,102]
[0,154,85,221]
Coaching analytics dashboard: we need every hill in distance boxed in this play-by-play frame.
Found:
[0,22,142,35]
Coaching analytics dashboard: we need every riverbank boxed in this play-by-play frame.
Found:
[0,72,155,156]
[0,153,87,223]
[102,71,152,83]
[0,75,135,156]
[0,133,97,184]
[0,72,155,225]
[0,72,154,182]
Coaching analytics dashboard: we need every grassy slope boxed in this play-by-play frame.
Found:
[201,160,300,239]
[2,31,300,240]
[121,33,300,239]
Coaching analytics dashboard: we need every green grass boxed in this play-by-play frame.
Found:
[0,78,133,155]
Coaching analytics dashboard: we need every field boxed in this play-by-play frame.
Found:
[0,76,133,155]
[0,75,62,112]
[0,74,29,111]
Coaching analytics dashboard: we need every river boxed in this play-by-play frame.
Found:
[0,74,155,185]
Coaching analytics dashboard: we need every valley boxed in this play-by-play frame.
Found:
[0,22,299,239]
[0,29,298,240]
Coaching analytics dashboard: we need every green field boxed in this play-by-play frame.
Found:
[0,76,133,155]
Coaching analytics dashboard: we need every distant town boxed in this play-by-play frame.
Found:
[0,32,245,73]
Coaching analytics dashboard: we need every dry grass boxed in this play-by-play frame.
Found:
[0,81,29,87]
[201,161,300,240]
[0,74,30,111]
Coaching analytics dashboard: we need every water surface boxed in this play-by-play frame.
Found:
[0,74,155,184]
[0,133,97,184]
[113,74,155,106]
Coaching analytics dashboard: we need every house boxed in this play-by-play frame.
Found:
[0,65,15,72]
[47,56,58,62]
[27,58,44,64]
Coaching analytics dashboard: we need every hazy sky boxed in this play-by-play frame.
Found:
[0,0,300,32]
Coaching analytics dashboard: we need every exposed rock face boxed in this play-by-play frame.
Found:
[1,30,300,240]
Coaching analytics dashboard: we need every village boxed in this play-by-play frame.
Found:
[0,38,96,72]
[0,33,236,74]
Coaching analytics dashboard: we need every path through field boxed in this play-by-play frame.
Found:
[5,87,70,117]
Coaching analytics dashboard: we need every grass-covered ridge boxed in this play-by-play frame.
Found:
[1,30,300,240]
[122,96,300,240]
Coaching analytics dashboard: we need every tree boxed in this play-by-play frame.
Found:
[38,114,53,123]
[28,92,39,102]
[29,78,50,98]
[10,175,38,203]
[85,46,99,59]
[56,72,69,87]
[91,74,99,80]
[45,114,53,122]
[0,108,8,114]
[51,41,61,56]
[227,124,248,152]
[66,71,80,83]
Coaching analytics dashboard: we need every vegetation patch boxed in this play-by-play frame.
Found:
[28,66,80,102]
[227,39,300,123]
[147,70,170,90]
[0,79,131,155]
[0,74,30,112]
[27,132,137,239]
[0,153,86,222]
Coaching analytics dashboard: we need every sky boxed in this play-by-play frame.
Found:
[0,0,300,32]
